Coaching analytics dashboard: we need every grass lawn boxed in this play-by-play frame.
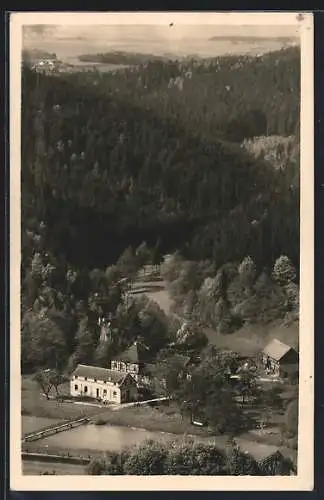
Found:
[22,441,111,460]
[22,376,109,421]
[203,320,299,354]
[22,459,87,475]
[130,279,172,315]
[22,416,62,436]
[91,402,212,437]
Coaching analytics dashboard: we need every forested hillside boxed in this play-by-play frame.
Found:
[22,47,299,269]
[21,47,300,373]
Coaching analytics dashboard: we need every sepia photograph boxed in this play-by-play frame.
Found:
[10,11,314,491]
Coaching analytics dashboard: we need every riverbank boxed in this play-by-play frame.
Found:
[90,403,212,437]
[22,458,87,475]
[23,451,90,465]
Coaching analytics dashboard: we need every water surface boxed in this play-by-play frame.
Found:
[36,423,186,452]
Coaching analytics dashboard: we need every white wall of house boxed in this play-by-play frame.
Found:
[70,376,122,403]
[70,374,138,403]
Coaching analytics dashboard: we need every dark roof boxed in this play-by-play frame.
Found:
[262,339,296,362]
[280,363,299,374]
[113,342,147,363]
[72,364,133,385]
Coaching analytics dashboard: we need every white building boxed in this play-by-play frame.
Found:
[70,364,138,404]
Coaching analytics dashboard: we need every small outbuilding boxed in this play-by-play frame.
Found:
[261,339,299,378]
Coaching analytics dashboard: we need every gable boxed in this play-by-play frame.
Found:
[280,348,299,364]
[120,373,136,387]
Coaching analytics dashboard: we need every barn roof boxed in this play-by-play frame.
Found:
[262,339,295,362]
[72,364,134,385]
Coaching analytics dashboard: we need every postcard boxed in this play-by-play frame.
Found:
[10,10,314,491]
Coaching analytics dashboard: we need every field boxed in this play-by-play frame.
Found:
[22,459,86,475]
[21,375,209,437]
[22,376,108,423]
[130,279,173,314]
[22,416,61,436]
[132,277,299,356]
[92,402,211,436]
[203,321,299,355]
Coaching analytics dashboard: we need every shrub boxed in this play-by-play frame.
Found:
[123,440,168,475]
[226,446,260,475]
[87,458,107,475]
[164,441,227,475]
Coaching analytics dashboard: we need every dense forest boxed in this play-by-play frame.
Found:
[21,46,300,375]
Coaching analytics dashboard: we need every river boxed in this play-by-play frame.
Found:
[32,422,201,453]
[22,417,296,475]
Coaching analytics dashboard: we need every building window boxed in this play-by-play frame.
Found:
[113,391,117,397]
[84,386,88,393]
[74,384,78,391]
[85,377,87,381]
[74,375,78,379]
[94,379,97,382]
[103,389,107,396]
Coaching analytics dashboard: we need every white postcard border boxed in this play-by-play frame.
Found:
[10,11,314,491]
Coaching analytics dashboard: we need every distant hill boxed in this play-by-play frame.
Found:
[78,51,167,65]
[209,35,299,43]
[22,48,57,62]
